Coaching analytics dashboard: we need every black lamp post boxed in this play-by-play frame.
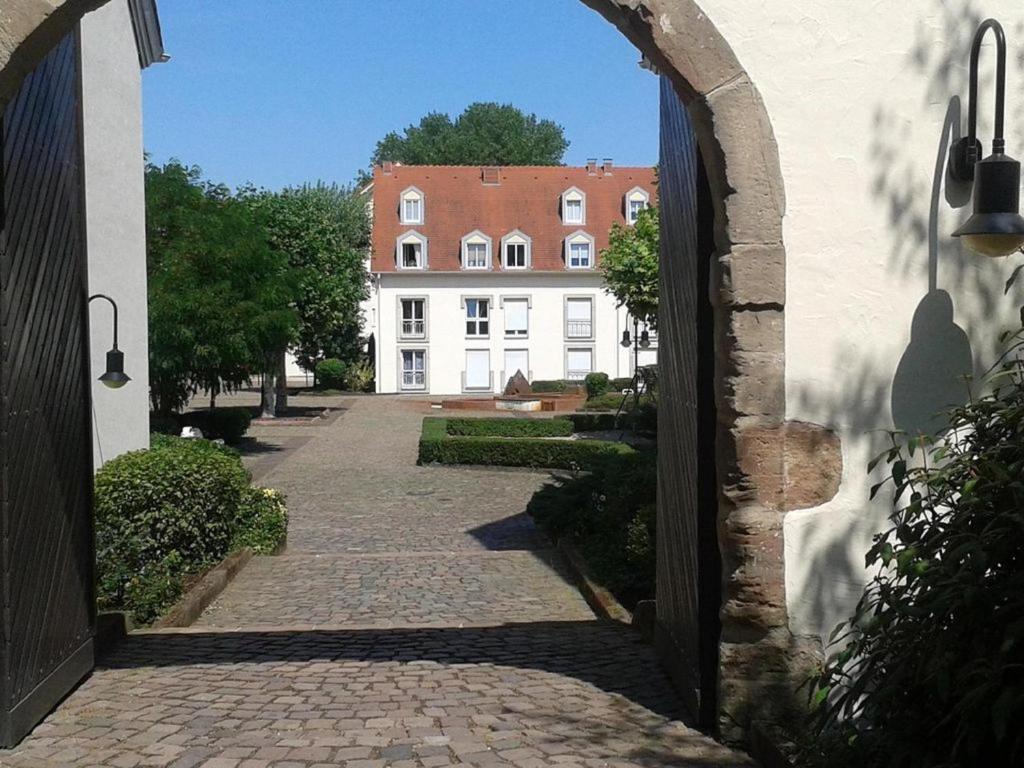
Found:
[949,18,1024,257]
[620,318,651,379]
[88,294,130,389]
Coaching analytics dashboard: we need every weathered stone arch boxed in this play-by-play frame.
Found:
[0,0,804,741]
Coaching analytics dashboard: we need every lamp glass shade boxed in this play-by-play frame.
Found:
[99,348,130,389]
[640,330,651,348]
[620,330,631,348]
[952,152,1024,257]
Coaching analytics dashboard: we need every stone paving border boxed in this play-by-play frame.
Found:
[154,549,255,629]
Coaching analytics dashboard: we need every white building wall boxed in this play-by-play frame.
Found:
[79,0,151,469]
[700,0,1024,642]
[375,273,633,394]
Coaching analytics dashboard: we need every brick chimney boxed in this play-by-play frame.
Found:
[381,160,393,175]
[481,166,501,185]
[586,158,598,175]
[602,158,613,174]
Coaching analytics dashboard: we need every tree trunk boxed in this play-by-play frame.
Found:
[275,348,288,416]
[260,360,277,419]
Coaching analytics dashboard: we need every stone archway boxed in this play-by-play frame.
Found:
[0,0,807,741]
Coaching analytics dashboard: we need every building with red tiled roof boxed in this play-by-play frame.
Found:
[365,162,657,395]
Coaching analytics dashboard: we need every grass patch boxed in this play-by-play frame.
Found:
[419,417,631,469]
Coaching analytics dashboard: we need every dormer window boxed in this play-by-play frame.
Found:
[396,230,428,269]
[461,231,492,270]
[565,231,595,269]
[561,187,586,225]
[400,186,424,224]
[500,230,531,270]
[626,187,650,225]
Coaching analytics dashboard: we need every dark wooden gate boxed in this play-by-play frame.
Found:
[0,32,95,746]
[656,75,720,726]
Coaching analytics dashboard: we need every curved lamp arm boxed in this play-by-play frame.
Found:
[88,293,119,349]
[951,18,1008,181]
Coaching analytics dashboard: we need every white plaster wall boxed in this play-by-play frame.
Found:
[374,273,634,394]
[80,0,150,468]
[698,0,1024,642]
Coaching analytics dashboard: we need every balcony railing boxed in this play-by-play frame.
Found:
[566,320,592,339]
[401,319,425,338]
[566,369,591,382]
[401,371,425,390]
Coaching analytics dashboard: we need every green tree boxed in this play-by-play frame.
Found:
[600,206,660,328]
[240,182,370,373]
[372,102,568,166]
[146,161,297,413]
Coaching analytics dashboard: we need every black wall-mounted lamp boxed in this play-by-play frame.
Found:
[949,18,1024,257]
[88,294,130,389]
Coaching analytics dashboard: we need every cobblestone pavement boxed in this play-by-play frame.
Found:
[0,397,752,767]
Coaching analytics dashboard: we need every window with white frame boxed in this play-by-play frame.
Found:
[626,187,650,225]
[397,231,427,269]
[561,187,585,225]
[400,187,424,224]
[501,231,530,269]
[504,349,529,383]
[464,349,491,391]
[400,349,426,390]
[565,231,594,269]
[399,298,426,339]
[465,298,490,337]
[504,298,528,338]
[566,348,594,381]
[565,297,593,339]
[461,231,491,270]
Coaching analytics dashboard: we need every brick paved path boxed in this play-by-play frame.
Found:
[0,398,751,768]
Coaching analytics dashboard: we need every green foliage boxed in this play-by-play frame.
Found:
[418,418,631,470]
[527,451,657,607]
[610,377,634,393]
[315,358,347,389]
[231,487,288,554]
[445,417,573,438]
[239,182,370,370]
[344,358,375,392]
[94,437,251,624]
[600,206,660,329]
[146,161,298,413]
[181,406,253,444]
[530,379,572,393]
[373,102,568,166]
[584,372,611,399]
[805,329,1024,768]
[568,413,624,432]
[581,392,654,411]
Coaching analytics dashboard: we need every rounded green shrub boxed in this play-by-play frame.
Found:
[610,377,634,393]
[181,406,253,444]
[530,379,568,393]
[94,439,250,624]
[316,358,347,389]
[584,372,610,399]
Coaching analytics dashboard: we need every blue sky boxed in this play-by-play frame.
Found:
[142,0,659,191]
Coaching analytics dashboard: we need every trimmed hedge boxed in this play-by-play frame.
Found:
[584,372,610,399]
[181,406,253,444]
[96,435,287,625]
[530,379,570,393]
[316,358,347,389]
[611,377,634,393]
[568,413,624,432]
[445,417,573,438]
[419,417,631,469]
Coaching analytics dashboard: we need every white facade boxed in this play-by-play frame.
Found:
[696,0,1024,644]
[79,0,156,468]
[371,273,652,395]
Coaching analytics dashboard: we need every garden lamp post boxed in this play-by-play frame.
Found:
[620,318,650,381]
[88,294,130,389]
[949,18,1024,256]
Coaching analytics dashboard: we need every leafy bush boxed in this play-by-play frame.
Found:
[584,372,610,399]
[568,413,623,432]
[95,438,250,624]
[344,358,375,392]
[582,392,654,411]
[231,487,288,554]
[316,358,347,389]
[418,418,631,470]
[527,451,657,607]
[610,377,634,393]
[805,331,1024,768]
[181,406,253,444]
[446,417,573,438]
[530,379,569,393]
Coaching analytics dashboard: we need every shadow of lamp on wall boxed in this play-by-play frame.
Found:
[949,18,1024,256]
[88,293,130,389]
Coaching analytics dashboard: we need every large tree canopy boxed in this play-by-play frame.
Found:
[372,102,569,166]
[600,206,660,329]
[146,161,297,413]
[240,182,371,372]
